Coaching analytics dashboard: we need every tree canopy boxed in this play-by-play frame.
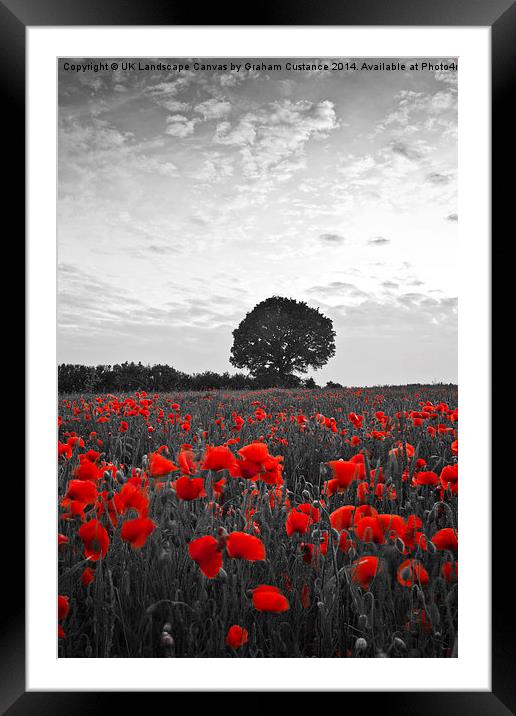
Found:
[230,296,336,384]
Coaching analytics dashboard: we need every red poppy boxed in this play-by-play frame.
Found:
[396,559,429,587]
[353,504,378,524]
[238,442,271,464]
[350,556,380,589]
[431,527,458,551]
[58,594,69,621]
[73,460,100,482]
[65,480,98,505]
[188,535,223,578]
[201,445,237,472]
[338,530,355,553]
[58,594,69,638]
[251,584,290,613]
[329,505,355,531]
[121,517,157,549]
[226,532,265,561]
[414,471,439,487]
[440,464,458,493]
[77,519,109,561]
[355,516,385,544]
[174,476,206,501]
[149,452,179,478]
[327,460,363,488]
[226,625,249,648]
[81,567,95,586]
[441,561,458,583]
[113,482,149,518]
[286,509,310,536]
[377,514,406,539]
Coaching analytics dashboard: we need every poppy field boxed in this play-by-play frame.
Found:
[58,385,458,658]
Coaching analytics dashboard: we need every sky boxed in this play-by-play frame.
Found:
[58,57,458,386]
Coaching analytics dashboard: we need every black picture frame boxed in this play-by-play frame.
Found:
[8,0,511,711]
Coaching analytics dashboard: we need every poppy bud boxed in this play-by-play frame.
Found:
[116,470,125,483]
[161,633,174,647]
[355,637,367,652]
[358,614,368,629]
[85,644,92,658]
[393,637,406,650]
[142,455,149,469]
[302,490,311,500]
[163,622,172,633]
[312,500,321,509]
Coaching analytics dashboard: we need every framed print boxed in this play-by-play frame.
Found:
[6,0,512,710]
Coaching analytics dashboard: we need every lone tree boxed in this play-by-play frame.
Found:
[230,296,336,385]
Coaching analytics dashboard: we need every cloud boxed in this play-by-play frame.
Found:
[368,236,390,246]
[318,233,345,245]
[165,114,199,137]
[426,172,451,185]
[445,212,458,222]
[194,98,232,120]
[390,140,426,162]
[214,99,339,180]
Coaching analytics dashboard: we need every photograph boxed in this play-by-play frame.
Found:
[56,56,459,659]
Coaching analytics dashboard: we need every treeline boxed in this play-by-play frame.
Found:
[58,362,318,393]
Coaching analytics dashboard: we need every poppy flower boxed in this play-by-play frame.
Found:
[238,442,271,464]
[355,516,385,544]
[58,594,69,637]
[377,514,406,539]
[174,476,206,501]
[177,447,197,475]
[327,460,363,488]
[396,559,429,587]
[73,460,100,482]
[440,464,458,493]
[65,480,98,505]
[338,530,355,553]
[113,482,149,518]
[226,625,249,649]
[251,584,290,613]
[81,567,95,586]
[441,561,458,583]
[201,445,237,472]
[188,535,223,578]
[350,556,380,590]
[226,532,265,561]
[121,517,157,549]
[149,452,179,478]
[431,527,458,551]
[414,471,439,487]
[77,519,109,561]
[329,505,355,531]
[58,441,72,459]
[353,504,378,524]
[286,509,310,536]
[389,442,415,459]
[58,594,69,621]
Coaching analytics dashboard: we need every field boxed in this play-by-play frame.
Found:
[57,385,458,658]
